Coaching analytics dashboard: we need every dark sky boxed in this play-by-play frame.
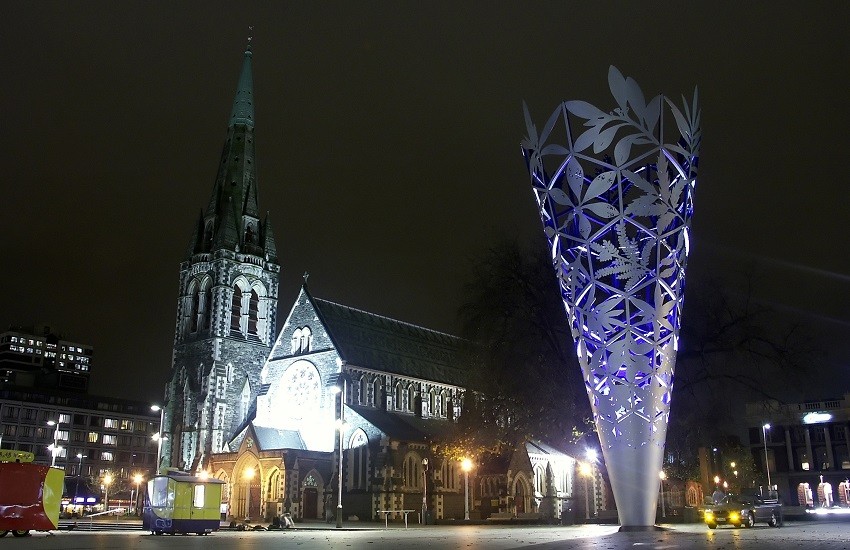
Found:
[2,2,848,403]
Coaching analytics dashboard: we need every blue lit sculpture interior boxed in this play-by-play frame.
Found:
[522,67,700,527]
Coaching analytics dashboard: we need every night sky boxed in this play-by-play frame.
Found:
[2,2,848,403]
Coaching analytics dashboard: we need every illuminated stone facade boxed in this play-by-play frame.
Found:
[161,42,280,474]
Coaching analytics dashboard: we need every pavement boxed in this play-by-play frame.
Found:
[31,516,850,550]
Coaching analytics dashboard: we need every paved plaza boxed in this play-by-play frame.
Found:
[4,520,850,550]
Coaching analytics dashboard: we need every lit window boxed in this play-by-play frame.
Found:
[193,485,205,507]
[88,432,99,443]
[103,435,117,445]
[100,451,114,461]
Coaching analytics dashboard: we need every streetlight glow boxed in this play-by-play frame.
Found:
[659,470,667,519]
[103,472,113,512]
[762,423,772,490]
[151,404,165,472]
[46,419,62,467]
[132,473,144,515]
[579,462,593,520]
[461,458,473,520]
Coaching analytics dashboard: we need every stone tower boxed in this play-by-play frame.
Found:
[161,40,280,473]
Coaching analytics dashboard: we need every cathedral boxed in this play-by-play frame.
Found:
[161,40,596,524]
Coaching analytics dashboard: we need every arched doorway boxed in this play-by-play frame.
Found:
[234,459,262,521]
[514,475,530,515]
[301,471,322,519]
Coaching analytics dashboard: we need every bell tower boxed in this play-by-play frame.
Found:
[161,39,280,472]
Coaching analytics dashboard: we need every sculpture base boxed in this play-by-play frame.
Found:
[618,525,669,532]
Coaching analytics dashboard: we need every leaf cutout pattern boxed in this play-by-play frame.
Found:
[522,65,700,525]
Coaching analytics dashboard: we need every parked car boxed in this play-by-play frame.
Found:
[704,493,782,529]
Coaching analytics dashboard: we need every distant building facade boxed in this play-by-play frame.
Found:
[745,394,850,507]
[1,325,92,392]
[160,41,589,524]
[0,385,160,507]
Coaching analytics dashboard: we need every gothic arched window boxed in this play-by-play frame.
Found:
[407,385,416,412]
[403,453,421,489]
[373,378,382,408]
[358,375,367,405]
[349,430,368,490]
[203,286,213,330]
[230,286,243,335]
[244,223,255,244]
[300,327,312,353]
[534,465,545,496]
[395,383,403,410]
[247,289,259,336]
[190,287,200,333]
[291,328,302,354]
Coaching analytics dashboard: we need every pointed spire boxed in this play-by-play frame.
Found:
[229,33,254,128]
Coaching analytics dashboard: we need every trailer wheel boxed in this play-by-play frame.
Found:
[12,530,30,537]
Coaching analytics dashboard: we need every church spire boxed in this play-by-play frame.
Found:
[229,36,254,128]
[184,37,275,261]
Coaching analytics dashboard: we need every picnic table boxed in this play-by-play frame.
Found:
[376,509,415,528]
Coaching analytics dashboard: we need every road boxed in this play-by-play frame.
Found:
[3,521,849,550]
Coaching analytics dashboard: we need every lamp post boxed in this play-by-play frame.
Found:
[330,378,346,528]
[762,423,772,490]
[659,470,666,519]
[46,419,62,467]
[103,472,113,512]
[461,458,473,521]
[75,453,84,504]
[422,458,429,525]
[151,405,165,472]
[579,462,592,520]
[132,473,144,515]
[243,467,255,521]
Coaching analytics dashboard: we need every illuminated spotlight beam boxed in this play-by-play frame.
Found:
[522,66,700,528]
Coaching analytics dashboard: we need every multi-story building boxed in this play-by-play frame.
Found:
[745,393,850,507]
[0,326,93,392]
[0,386,160,507]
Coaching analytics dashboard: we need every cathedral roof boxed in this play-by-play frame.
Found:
[252,425,306,450]
[348,405,459,443]
[311,296,470,387]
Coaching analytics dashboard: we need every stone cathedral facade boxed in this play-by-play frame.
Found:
[161,42,280,475]
[162,42,590,525]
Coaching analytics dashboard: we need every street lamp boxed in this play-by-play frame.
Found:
[46,419,62,467]
[75,453,84,504]
[461,458,473,521]
[132,473,144,515]
[579,462,593,520]
[762,423,771,490]
[151,405,165,472]
[659,470,667,519]
[422,458,429,525]
[330,378,347,528]
[103,472,113,512]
